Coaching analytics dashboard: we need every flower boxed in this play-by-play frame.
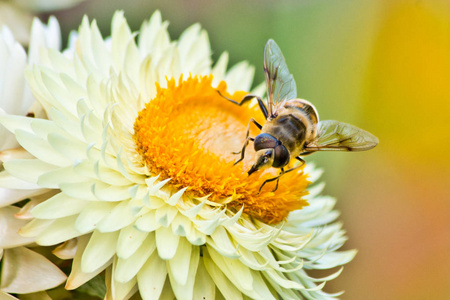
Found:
[0,11,356,299]
[0,0,86,45]
[0,17,67,298]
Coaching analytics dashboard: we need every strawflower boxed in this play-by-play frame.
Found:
[0,17,67,298]
[0,11,355,299]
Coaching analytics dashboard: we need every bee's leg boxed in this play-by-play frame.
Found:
[258,157,306,193]
[217,91,268,119]
[258,169,284,193]
[233,118,260,165]
[295,156,306,166]
[233,137,254,165]
[272,168,285,192]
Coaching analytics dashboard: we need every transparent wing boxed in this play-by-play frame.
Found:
[303,120,379,152]
[264,39,297,116]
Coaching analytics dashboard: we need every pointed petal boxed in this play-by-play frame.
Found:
[206,247,255,295]
[81,230,119,273]
[224,61,254,93]
[66,235,112,290]
[52,238,78,259]
[167,237,192,286]
[114,233,156,283]
[203,248,243,300]
[97,200,137,232]
[155,226,179,260]
[116,224,149,259]
[1,247,66,293]
[106,258,138,300]
[35,215,80,246]
[211,52,229,86]
[31,192,88,219]
[192,259,215,300]
[0,206,35,248]
[75,201,116,234]
[137,251,168,300]
[169,243,200,300]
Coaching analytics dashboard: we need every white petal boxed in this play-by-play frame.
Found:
[37,166,86,188]
[0,206,35,248]
[312,250,357,269]
[135,210,161,232]
[19,218,53,237]
[75,201,116,234]
[224,61,255,93]
[211,52,229,86]
[192,259,216,300]
[1,247,66,293]
[166,187,187,206]
[107,259,138,300]
[0,291,17,299]
[155,204,178,227]
[3,159,57,184]
[97,200,136,232]
[207,226,239,257]
[185,227,206,246]
[59,181,97,201]
[0,148,33,162]
[74,160,132,186]
[15,129,71,166]
[167,237,192,286]
[138,11,169,57]
[31,192,88,219]
[0,170,41,190]
[137,251,168,300]
[169,242,200,300]
[36,215,80,246]
[114,233,156,283]
[203,248,243,300]
[81,230,119,273]
[47,132,89,161]
[206,247,255,295]
[66,235,112,290]
[116,224,149,259]
[155,226,179,260]
[52,238,77,259]
[28,17,61,65]
[178,24,211,75]
[92,182,134,202]
[0,114,32,135]
[0,186,47,207]
[16,190,58,219]
[170,213,191,237]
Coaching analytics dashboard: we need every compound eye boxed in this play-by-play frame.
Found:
[254,133,277,151]
[273,145,290,168]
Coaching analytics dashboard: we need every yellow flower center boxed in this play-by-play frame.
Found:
[133,75,309,224]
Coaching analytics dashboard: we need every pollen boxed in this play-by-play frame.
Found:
[133,75,309,224]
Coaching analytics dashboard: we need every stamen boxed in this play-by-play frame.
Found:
[133,75,309,224]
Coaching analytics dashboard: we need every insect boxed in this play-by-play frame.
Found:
[219,39,379,192]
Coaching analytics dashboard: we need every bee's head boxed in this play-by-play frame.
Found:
[248,149,275,175]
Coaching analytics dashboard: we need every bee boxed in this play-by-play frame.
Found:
[220,39,379,192]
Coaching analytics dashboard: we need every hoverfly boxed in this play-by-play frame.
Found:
[220,39,378,192]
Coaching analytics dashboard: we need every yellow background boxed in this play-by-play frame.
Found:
[47,0,450,299]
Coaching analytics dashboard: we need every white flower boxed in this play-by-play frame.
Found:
[0,17,67,297]
[0,11,355,299]
[0,0,83,46]
[0,16,60,206]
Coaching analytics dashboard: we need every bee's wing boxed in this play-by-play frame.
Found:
[303,120,379,152]
[264,39,297,117]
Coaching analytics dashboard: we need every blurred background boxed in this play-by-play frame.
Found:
[3,0,449,299]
